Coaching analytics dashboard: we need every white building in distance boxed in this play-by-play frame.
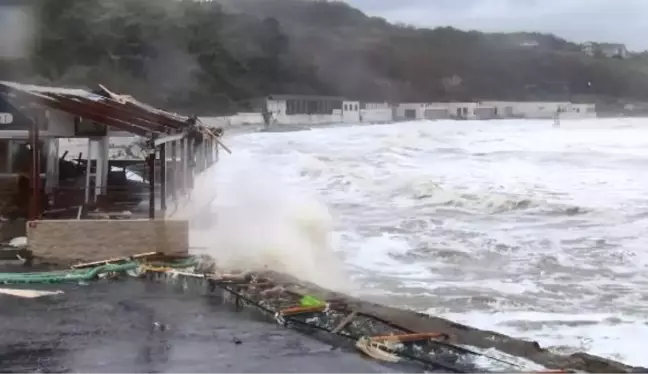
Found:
[395,101,596,121]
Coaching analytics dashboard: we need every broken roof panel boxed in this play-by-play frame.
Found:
[97,84,188,124]
[0,80,101,100]
[0,80,193,137]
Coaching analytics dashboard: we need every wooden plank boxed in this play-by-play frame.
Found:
[0,288,63,298]
[332,310,358,334]
[71,252,160,269]
[203,127,232,154]
[154,133,186,147]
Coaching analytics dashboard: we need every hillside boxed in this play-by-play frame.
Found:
[2,0,648,114]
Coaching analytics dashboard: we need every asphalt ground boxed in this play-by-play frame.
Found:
[0,278,411,373]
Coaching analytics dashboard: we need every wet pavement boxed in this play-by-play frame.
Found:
[0,279,403,373]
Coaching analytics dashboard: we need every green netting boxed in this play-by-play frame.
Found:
[0,262,140,284]
[0,256,199,285]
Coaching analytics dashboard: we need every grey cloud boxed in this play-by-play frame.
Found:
[343,0,648,50]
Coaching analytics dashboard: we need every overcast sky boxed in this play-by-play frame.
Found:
[344,0,648,51]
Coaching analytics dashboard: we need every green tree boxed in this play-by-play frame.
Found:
[4,0,648,114]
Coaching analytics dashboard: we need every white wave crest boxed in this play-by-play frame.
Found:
[174,151,352,292]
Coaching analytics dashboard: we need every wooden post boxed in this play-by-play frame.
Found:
[199,139,206,172]
[84,141,92,203]
[28,117,41,221]
[187,137,194,190]
[181,137,188,195]
[203,137,209,170]
[159,143,166,213]
[147,150,155,220]
[195,138,202,173]
[205,138,212,167]
[94,138,105,201]
[214,136,219,163]
[170,140,177,204]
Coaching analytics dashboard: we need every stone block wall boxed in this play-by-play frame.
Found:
[26,219,189,263]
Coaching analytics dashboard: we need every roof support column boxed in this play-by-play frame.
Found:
[205,137,213,168]
[181,136,188,196]
[28,116,41,221]
[203,136,209,171]
[215,137,219,164]
[170,140,177,210]
[94,136,109,199]
[215,135,219,163]
[93,139,102,202]
[197,137,205,173]
[159,143,167,215]
[45,139,59,195]
[147,150,155,220]
[211,138,216,167]
[84,140,93,203]
[187,137,194,191]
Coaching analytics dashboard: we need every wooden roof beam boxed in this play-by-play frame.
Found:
[59,93,187,132]
[50,94,168,134]
[37,96,150,136]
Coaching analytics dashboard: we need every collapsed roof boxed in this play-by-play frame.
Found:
[0,80,194,137]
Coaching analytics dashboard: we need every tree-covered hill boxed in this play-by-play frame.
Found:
[2,0,648,114]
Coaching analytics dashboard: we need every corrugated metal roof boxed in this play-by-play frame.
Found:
[96,84,188,124]
[0,81,192,137]
[0,81,97,99]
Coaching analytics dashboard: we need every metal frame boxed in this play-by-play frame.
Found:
[0,80,209,220]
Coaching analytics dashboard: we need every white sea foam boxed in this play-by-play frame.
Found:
[183,118,648,367]
[176,148,352,292]
[441,310,648,367]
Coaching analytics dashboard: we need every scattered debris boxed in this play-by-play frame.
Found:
[0,288,63,298]
[356,336,402,363]
[0,253,644,373]
[8,237,27,248]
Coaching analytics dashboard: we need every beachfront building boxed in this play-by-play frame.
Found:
[360,102,393,124]
[423,104,450,120]
[253,94,344,126]
[0,81,220,220]
[481,101,597,119]
[362,102,390,110]
[0,80,223,262]
[252,95,394,126]
[395,103,427,120]
[235,97,597,127]
[447,102,499,120]
[397,102,497,120]
[342,100,361,123]
[395,101,597,121]
[566,103,597,118]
